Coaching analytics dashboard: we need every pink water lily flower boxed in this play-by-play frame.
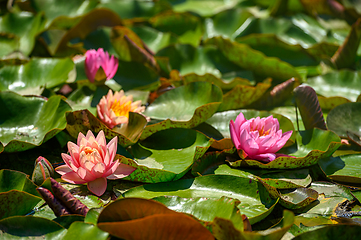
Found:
[85,48,118,82]
[55,130,136,196]
[229,113,292,163]
[97,89,146,129]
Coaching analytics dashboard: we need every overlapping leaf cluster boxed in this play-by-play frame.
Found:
[1,0,361,239]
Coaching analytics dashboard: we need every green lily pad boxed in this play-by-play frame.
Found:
[306,70,361,102]
[154,196,244,231]
[66,109,147,148]
[141,81,222,139]
[278,187,318,209]
[0,92,72,153]
[309,181,354,200]
[0,57,75,95]
[123,174,278,224]
[62,222,109,240]
[217,80,271,111]
[156,43,251,81]
[229,128,341,169]
[0,169,39,196]
[212,210,295,240]
[118,128,211,183]
[293,224,361,239]
[0,190,41,220]
[30,0,97,28]
[98,0,170,19]
[260,168,312,189]
[318,154,361,184]
[0,12,45,56]
[171,0,240,16]
[326,102,361,138]
[0,216,66,239]
[205,36,301,82]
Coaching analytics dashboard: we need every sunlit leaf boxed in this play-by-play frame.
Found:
[123,175,278,224]
[0,58,75,95]
[0,92,71,153]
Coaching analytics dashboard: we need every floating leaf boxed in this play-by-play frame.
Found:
[66,109,147,148]
[97,198,214,240]
[0,12,45,56]
[0,92,72,153]
[293,224,361,239]
[212,210,294,240]
[294,85,327,130]
[154,196,244,230]
[205,37,301,82]
[123,175,278,224]
[0,216,66,239]
[326,102,361,138]
[331,18,361,69]
[218,80,271,111]
[119,128,211,183]
[0,57,75,95]
[306,70,361,102]
[141,81,222,139]
[229,128,341,169]
[318,154,361,184]
[0,190,41,219]
[63,222,109,240]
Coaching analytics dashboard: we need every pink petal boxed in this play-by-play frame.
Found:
[268,130,292,153]
[61,171,87,184]
[87,177,107,196]
[107,163,136,179]
[96,130,106,147]
[77,167,96,182]
[107,136,118,163]
[77,132,86,146]
[61,153,78,171]
[230,120,241,149]
[92,162,106,179]
[243,138,260,156]
[55,164,72,176]
[252,153,277,163]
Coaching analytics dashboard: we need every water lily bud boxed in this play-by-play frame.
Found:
[32,156,54,185]
[85,48,118,83]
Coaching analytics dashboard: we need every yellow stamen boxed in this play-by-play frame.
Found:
[110,99,132,118]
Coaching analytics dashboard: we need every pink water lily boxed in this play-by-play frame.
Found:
[97,89,146,129]
[55,130,135,196]
[230,113,292,163]
[85,48,118,82]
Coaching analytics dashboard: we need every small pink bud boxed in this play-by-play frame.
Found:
[85,48,118,83]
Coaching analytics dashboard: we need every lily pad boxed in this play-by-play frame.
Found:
[229,128,341,169]
[205,36,301,82]
[0,216,66,239]
[318,154,361,184]
[97,198,214,240]
[63,222,109,240]
[0,57,75,95]
[0,12,46,56]
[306,70,361,102]
[154,196,244,230]
[66,109,147,148]
[0,92,72,153]
[123,174,278,224]
[326,102,361,138]
[141,81,222,139]
[118,128,212,183]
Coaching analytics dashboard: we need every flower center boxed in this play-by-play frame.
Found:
[251,126,270,137]
[82,146,101,164]
[110,99,132,118]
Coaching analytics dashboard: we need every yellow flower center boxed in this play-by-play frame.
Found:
[110,99,132,118]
